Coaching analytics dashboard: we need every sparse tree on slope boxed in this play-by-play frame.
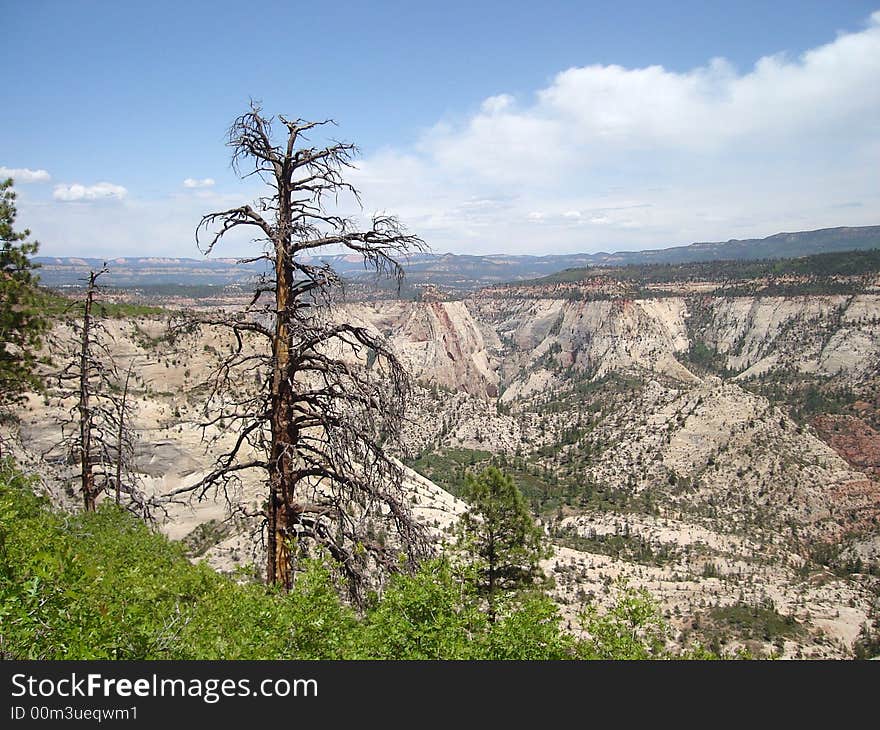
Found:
[458,466,549,622]
[163,103,428,600]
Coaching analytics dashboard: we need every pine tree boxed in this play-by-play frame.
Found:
[458,466,548,622]
[0,178,47,408]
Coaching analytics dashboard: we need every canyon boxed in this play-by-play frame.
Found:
[6,275,880,658]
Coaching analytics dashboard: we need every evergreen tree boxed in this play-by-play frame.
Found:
[0,178,47,408]
[458,466,548,622]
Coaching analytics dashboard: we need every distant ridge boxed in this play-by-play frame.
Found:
[34,224,880,290]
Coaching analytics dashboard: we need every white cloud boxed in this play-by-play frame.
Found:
[422,14,880,185]
[344,11,880,254]
[53,182,128,202]
[17,12,880,257]
[480,94,515,115]
[0,167,51,183]
[183,177,215,189]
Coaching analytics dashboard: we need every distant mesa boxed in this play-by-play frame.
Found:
[33,224,880,291]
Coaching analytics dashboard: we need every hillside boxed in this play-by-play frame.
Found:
[488,248,880,300]
[5,267,880,658]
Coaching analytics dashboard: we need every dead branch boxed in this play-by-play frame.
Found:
[164,103,431,602]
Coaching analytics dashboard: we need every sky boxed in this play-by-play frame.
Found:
[2,0,879,258]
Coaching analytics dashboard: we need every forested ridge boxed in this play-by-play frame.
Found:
[501,247,880,298]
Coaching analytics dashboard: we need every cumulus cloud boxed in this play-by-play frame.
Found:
[424,13,880,183]
[18,13,880,257]
[480,94,515,115]
[0,166,51,183]
[345,11,880,254]
[183,177,215,189]
[53,182,128,202]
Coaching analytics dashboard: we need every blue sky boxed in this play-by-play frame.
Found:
[2,0,879,257]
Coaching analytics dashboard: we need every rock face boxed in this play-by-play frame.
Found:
[472,296,698,398]
[343,301,500,398]
[386,289,880,658]
[576,378,880,541]
[6,281,880,659]
[348,292,880,399]
[694,295,880,379]
[812,416,880,478]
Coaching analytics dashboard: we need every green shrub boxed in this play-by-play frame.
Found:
[1,461,697,660]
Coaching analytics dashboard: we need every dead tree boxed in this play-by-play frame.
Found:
[162,103,429,600]
[48,268,148,516]
[114,358,138,506]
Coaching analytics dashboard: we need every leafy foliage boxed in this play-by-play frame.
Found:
[358,560,575,659]
[0,462,722,659]
[578,579,669,659]
[0,462,566,659]
[710,601,803,639]
[358,560,488,659]
[0,459,356,659]
[0,178,48,404]
[405,447,493,499]
[485,591,575,659]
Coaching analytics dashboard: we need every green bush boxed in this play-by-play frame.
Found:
[577,579,668,659]
[0,460,355,659]
[1,461,704,660]
[358,560,488,659]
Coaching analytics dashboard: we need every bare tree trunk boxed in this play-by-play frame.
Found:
[268,238,293,588]
[165,104,431,599]
[115,360,134,505]
[487,530,497,624]
[79,271,97,511]
[264,162,294,586]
